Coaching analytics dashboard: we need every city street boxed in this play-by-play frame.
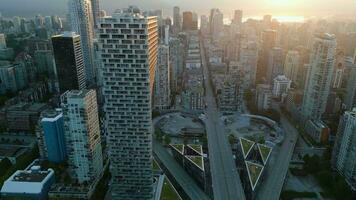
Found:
[200,38,246,200]
[256,111,298,200]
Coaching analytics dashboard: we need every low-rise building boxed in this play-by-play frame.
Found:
[305,119,330,144]
[272,75,291,98]
[256,84,272,111]
[5,102,49,131]
[1,161,55,200]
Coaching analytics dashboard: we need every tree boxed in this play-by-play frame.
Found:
[152,110,160,118]
[155,129,163,142]
[0,158,12,177]
[333,177,355,200]
[316,170,333,189]
[228,134,236,145]
[303,155,320,174]
[164,135,171,145]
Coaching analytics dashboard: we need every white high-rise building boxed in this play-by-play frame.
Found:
[332,110,356,190]
[154,45,170,110]
[61,89,103,184]
[284,50,300,83]
[90,0,100,27]
[210,8,224,42]
[272,75,291,98]
[345,51,356,110]
[98,7,158,199]
[68,0,96,85]
[301,33,336,121]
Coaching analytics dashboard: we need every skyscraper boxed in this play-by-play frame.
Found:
[345,52,356,110]
[267,47,284,83]
[154,45,170,110]
[68,0,96,85]
[233,10,243,24]
[200,15,209,35]
[209,8,224,41]
[182,11,194,31]
[284,50,300,83]
[240,41,258,87]
[98,7,158,199]
[332,52,346,89]
[332,110,356,190]
[51,32,86,93]
[258,29,277,83]
[90,0,100,27]
[61,89,103,184]
[301,33,336,120]
[172,6,181,35]
[169,38,184,93]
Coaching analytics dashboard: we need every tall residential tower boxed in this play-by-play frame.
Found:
[98,7,158,199]
[68,0,96,85]
[61,89,103,184]
[332,110,356,190]
[301,33,336,120]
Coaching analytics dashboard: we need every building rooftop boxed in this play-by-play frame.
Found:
[0,146,26,157]
[1,164,54,195]
[52,31,78,38]
[13,169,50,182]
[41,109,63,122]
[314,33,335,40]
[274,75,291,82]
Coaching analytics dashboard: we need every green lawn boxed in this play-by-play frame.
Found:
[186,156,204,170]
[153,159,161,170]
[188,144,202,155]
[160,177,181,200]
[246,161,263,188]
[240,138,254,157]
[171,144,184,154]
[258,144,272,163]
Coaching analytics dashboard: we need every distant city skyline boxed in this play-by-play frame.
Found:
[1,0,356,20]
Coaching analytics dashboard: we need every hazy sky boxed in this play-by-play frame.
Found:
[1,0,355,19]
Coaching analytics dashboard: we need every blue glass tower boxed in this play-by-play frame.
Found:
[41,111,67,163]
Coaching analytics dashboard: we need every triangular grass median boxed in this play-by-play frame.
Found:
[245,161,264,191]
[240,137,255,158]
[257,144,272,164]
[187,144,203,155]
[170,144,184,154]
[186,155,204,171]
